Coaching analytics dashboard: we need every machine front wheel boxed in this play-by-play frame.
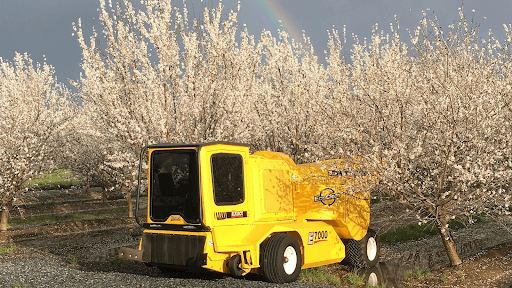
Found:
[344,229,380,268]
[261,234,302,283]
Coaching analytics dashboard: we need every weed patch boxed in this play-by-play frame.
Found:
[299,266,341,286]
[406,268,429,279]
[343,269,365,286]
[68,254,78,265]
[440,272,447,283]
[0,244,18,254]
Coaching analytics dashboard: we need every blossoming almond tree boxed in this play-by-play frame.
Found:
[0,53,73,231]
[51,106,118,202]
[72,0,267,216]
[323,9,512,265]
[250,29,332,163]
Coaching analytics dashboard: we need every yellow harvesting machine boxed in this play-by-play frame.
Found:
[119,142,380,283]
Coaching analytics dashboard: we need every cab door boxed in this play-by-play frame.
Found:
[199,144,253,227]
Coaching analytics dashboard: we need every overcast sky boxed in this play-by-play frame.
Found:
[1,0,511,88]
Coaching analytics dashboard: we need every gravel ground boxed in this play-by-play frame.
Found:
[0,258,331,288]
[3,197,512,287]
[0,228,335,288]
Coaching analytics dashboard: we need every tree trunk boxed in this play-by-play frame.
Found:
[126,191,134,218]
[437,218,462,266]
[1,206,8,232]
[102,188,108,203]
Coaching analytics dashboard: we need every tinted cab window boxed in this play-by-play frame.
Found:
[211,153,244,205]
[150,150,200,223]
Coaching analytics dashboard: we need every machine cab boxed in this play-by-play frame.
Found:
[146,142,252,230]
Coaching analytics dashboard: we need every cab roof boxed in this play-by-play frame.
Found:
[146,141,250,149]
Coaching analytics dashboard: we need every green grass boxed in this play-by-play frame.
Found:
[416,268,429,278]
[25,169,82,190]
[406,268,430,279]
[8,208,128,228]
[299,266,341,286]
[379,222,439,245]
[68,254,78,265]
[300,266,388,287]
[379,214,494,245]
[0,244,18,254]
[343,269,365,286]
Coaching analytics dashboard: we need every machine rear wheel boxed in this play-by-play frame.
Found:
[344,229,380,268]
[261,234,302,283]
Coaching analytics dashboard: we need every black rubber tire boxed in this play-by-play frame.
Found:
[228,254,244,277]
[261,234,302,283]
[344,229,380,268]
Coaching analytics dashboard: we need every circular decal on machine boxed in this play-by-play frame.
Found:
[314,188,341,206]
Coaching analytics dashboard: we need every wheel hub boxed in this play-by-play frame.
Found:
[367,237,377,261]
[283,246,297,275]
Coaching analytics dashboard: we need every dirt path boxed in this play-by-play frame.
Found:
[9,200,130,220]
[0,216,139,244]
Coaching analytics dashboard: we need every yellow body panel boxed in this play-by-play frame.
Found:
[140,143,374,275]
[293,160,371,241]
[249,152,294,222]
[199,145,253,228]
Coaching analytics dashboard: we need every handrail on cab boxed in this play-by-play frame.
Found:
[135,145,149,227]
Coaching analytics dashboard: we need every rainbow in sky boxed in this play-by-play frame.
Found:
[254,0,304,44]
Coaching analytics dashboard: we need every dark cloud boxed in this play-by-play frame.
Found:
[1,0,510,88]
